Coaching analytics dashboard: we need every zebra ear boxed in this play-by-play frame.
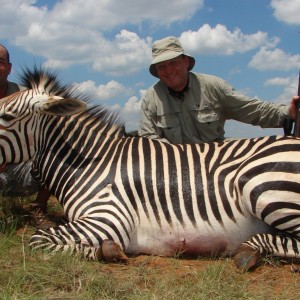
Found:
[42,98,87,116]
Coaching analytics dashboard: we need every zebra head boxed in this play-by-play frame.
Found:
[0,66,87,165]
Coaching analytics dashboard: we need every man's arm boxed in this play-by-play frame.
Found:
[218,79,289,128]
[138,96,163,140]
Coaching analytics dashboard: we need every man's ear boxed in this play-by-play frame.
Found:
[184,56,190,68]
[7,63,12,75]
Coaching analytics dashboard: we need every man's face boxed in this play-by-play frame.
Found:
[0,47,11,85]
[155,55,190,91]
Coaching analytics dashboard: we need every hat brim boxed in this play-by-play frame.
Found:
[149,53,195,77]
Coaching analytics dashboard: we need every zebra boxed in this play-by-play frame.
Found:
[0,67,299,271]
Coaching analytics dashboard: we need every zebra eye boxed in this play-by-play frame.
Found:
[1,114,15,122]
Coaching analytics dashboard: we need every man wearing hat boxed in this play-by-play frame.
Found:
[138,36,300,143]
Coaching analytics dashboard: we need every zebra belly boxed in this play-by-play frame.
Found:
[126,216,273,257]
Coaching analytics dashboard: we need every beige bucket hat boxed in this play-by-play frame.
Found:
[149,36,195,77]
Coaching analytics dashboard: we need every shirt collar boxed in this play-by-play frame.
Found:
[167,79,190,100]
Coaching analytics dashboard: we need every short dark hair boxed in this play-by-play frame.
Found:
[0,44,10,63]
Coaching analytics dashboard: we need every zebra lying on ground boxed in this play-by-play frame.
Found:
[0,67,299,271]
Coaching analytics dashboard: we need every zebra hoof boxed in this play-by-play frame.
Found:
[233,245,260,272]
[97,239,128,263]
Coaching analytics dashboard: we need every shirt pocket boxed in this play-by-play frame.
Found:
[192,108,223,142]
[195,108,220,123]
[157,114,182,144]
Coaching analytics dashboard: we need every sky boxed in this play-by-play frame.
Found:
[1,0,300,138]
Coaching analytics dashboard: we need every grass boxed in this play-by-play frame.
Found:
[0,195,299,299]
[0,196,34,236]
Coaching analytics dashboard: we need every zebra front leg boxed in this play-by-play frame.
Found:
[234,233,300,271]
[29,225,128,262]
[96,239,129,262]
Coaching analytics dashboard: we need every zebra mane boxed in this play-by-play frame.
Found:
[18,65,90,102]
[75,105,126,137]
[18,66,126,137]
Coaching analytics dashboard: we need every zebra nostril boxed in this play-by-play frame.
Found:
[1,114,15,122]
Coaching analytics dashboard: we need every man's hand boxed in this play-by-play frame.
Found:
[288,96,300,120]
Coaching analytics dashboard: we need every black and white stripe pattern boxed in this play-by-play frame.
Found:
[0,67,299,267]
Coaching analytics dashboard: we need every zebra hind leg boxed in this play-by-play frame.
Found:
[234,233,300,272]
[233,244,260,272]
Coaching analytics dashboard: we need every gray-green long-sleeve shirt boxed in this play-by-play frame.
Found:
[138,72,289,143]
